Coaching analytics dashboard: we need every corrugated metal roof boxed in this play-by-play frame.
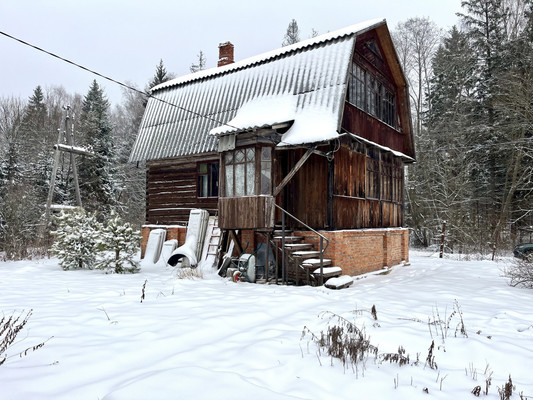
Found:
[129,19,386,162]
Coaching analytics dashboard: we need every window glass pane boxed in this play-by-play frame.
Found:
[225,152,233,164]
[261,146,271,161]
[246,160,255,195]
[235,149,245,163]
[235,163,245,196]
[225,165,234,197]
[261,161,271,195]
[198,175,207,198]
[246,148,255,161]
[199,163,207,173]
[209,163,219,197]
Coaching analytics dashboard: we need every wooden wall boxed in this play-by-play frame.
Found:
[277,149,329,230]
[146,156,218,225]
[332,144,403,229]
[219,196,275,230]
[342,104,409,155]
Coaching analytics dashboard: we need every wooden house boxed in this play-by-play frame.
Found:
[130,19,415,281]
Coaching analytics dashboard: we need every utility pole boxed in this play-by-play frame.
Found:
[44,105,95,223]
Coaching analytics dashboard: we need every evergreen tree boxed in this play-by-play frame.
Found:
[77,80,116,216]
[282,19,301,46]
[148,59,174,90]
[51,208,100,270]
[20,86,51,207]
[413,27,479,249]
[94,210,140,273]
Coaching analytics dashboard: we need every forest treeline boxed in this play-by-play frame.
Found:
[397,0,533,257]
[0,0,532,260]
[0,60,173,259]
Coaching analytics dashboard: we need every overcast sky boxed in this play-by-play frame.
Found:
[0,0,463,106]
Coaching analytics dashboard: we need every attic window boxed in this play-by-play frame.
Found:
[365,40,382,59]
[348,62,396,128]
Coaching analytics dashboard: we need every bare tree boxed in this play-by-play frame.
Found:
[190,51,207,73]
[111,84,146,226]
[393,18,443,136]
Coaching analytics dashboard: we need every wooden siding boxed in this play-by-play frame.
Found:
[354,29,396,87]
[146,158,218,225]
[333,197,402,229]
[346,27,415,158]
[218,196,275,229]
[333,144,403,229]
[342,103,409,155]
[279,150,329,230]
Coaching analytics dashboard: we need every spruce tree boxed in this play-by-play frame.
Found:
[94,210,140,273]
[77,80,116,216]
[20,86,51,205]
[148,59,174,89]
[51,208,100,270]
[282,19,301,46]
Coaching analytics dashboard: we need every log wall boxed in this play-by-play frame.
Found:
[146,157,218,225]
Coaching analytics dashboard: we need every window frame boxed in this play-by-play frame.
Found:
[197,161,219,199]
[222,145,273,198]
[348,61,397,129]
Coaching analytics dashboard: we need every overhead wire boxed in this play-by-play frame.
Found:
[0,29,238,130]
[1,29,531,155]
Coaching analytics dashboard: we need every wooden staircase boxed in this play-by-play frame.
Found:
[272,228,341,286]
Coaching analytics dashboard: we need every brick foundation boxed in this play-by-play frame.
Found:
[140,225,187,259]
[294,228,409,276]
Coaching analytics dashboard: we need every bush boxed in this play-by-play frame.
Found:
[94,210,140,273]
[1,309,49,366]
[504,259,533,288]
[51,208,100,270]
[51,209,140,273]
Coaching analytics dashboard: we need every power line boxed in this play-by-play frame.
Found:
[0,29,237,130]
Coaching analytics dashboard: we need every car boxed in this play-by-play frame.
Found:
[513,243,533,261]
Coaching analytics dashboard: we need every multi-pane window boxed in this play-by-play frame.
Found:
[380,158,392,201]
[392,164,403,203]
[349,62,396,128]
[364,146,403,204]
[366,147,380,200]
[225,148,255,197]
[223,146,273,197]
[198,162,219,198]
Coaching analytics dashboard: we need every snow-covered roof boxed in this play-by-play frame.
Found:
[130,19,386,162]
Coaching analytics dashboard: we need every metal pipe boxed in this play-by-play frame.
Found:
[282,211,286,285]
[319,236,324,286]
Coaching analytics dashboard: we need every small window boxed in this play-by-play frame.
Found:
[224,148,255,197]
[198,162,219,198]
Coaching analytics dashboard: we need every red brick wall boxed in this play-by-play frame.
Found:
[294,228,409,276]
[140,225,187,259]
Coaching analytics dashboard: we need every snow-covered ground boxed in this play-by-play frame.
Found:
[1,252,532,399]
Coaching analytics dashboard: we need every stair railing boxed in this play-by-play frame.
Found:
[273,203,330,285]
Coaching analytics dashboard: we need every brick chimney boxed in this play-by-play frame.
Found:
[217,41,234,67]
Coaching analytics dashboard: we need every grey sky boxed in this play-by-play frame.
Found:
[0,0,462,106]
